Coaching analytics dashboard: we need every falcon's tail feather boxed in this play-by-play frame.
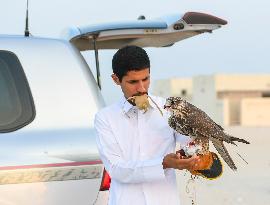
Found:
[223,133,250,145]
[229,136,250,144]
[212,139,237,171]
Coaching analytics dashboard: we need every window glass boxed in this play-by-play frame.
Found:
[0,51,35,133]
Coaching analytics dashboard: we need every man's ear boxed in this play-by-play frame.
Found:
[111,74,120,85]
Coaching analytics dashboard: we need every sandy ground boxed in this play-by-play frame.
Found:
[176,126,270,205]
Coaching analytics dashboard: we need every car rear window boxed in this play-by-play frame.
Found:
[0,51,35,133]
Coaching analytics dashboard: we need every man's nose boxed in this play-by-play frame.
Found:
[136,81,146,93]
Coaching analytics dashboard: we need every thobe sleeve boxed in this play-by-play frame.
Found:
[94,112,165,184]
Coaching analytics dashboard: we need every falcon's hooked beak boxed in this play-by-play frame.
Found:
[164,99,172,110]
[164,99,172,111]
[164,105,170,110]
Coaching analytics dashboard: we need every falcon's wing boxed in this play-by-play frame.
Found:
[185,103,224,139]
[188,102,224,130]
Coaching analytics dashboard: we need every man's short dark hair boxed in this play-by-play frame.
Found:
[112,45,150,81]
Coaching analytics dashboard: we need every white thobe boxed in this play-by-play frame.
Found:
[94,95,190,205]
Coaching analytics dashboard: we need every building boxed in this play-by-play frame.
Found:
[152,74,270,127]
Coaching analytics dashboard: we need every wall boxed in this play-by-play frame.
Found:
[241,98,270,126]
[192,75,224,125]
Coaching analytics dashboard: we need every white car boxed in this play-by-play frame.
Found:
[0,12,226,205]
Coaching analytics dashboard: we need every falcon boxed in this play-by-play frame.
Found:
[164,96,250,170]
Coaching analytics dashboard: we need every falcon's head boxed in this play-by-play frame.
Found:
[164,97,186,112]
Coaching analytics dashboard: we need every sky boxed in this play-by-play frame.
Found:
[1,0,269,104]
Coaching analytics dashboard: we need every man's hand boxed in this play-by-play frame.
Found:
[162,153,200,171]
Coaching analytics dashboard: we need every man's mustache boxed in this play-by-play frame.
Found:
[132,92,148,97]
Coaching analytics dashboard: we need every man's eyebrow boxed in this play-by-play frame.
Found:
[127,79,139,83]
[142,76,150,80]
[127,76,150,83]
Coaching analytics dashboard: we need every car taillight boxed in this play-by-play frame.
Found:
[100,169,111,191]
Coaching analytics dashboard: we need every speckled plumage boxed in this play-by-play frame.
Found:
[165,97,250,170]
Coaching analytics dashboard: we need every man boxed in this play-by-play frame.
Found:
[94,45,200,205]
